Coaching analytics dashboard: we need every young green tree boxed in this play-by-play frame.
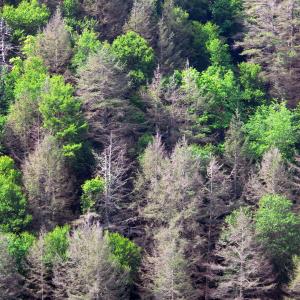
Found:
[111,31,155,86]
[1,0,50,39]
[255,194,300,272]
[71,28,101,70]
[40,75,87,157]
[244,103,297,159]
[37,9,72,74]
[0,155,31,232]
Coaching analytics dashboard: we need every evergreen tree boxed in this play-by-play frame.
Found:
[37,9,72,73]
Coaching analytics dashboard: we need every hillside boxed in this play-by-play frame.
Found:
[1,0,300,299]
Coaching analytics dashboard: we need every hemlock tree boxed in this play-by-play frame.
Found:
[245,148,290,204]
[53,224,135,299]
[37,9,72,74]
[255,194,300,272]
[124,0,158,48]
[22,136,76,230]
[144,225,196,300]
[0,155,31,233]
[214,208,276,299]
[0,234,22,300]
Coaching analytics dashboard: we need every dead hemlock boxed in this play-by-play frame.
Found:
[70,212,102,229]
[0,18,13,67]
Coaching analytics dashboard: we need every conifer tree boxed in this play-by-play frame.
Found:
[37,9,72,73]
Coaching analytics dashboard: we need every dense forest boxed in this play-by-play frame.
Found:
[1,0,300,299]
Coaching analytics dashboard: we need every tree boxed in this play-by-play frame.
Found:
[24,230,52,300]
[22,136,76,230]
[124,0,158,48]
[0,155,31,232]
[158,0,192,74]
[255,194,300,272]
[144,225,196,300]
[1,0,50,39]
[0,234,22,300]
[224,112,248,199]
[37,9,72,73]
[211,0,243,37]
[111,31,155,86]
[93,133,131,226]
[0,18,12,67]
[71,28,101,70]
[244,148,290,204]
[80,177,105,213]
[40,75,87,157]
[77,46,129,106]
[5,56,47,156]
[214,208,276,299]
[80,0,132,41]
[244,103,297,159]
[53,224,135,299]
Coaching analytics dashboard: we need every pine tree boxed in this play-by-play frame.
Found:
[37,9,72,73]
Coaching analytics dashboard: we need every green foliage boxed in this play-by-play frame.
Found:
[0,156,31,232]
[197,65,240,130]
[62,0,79,18]
[12,56,47,102]
[39,75,87,157]
[136,133,154,155]
[1,0,50,39]
[72,28,101,69]
[44,225,70,264]
[106,231,141,279]
[111,31,155,85]
[238,62,266,113]
[211,0,242,36]
[244,103,297,159]
[0,66,15,113]
[255,194,300,268]
[189,143,215,171]
[6,232,35,270]
[80,177,105,213]
[202,22,231,67]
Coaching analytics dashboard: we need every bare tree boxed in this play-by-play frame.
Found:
[93,133,131,226]
[214,208,276,299]
[244,147,290,204]
[0,234,22,300]
[203,157,232,300]
[23,136,76,230]
[37,9,72,73]
[24,230,52,300]
[53,223,130,299]
[0,18,12,67]
[124,0,158,48]
[143,225,196,300]
[224,111,249,199]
